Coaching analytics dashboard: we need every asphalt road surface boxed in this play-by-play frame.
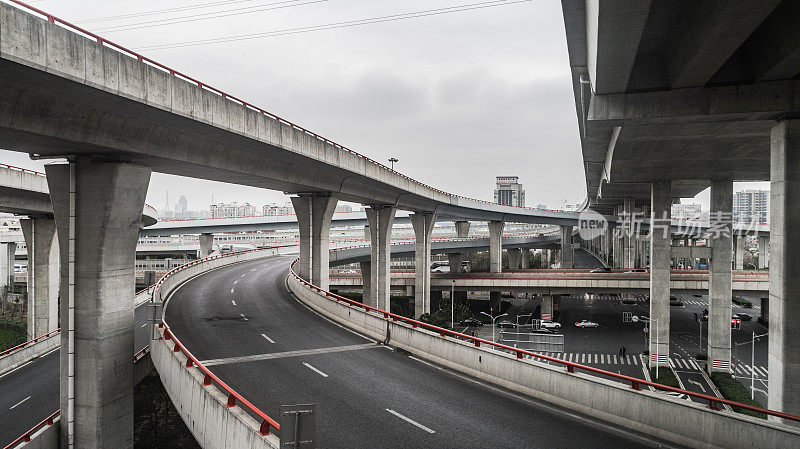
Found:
[164,255,677,449]
[0,302,151,448]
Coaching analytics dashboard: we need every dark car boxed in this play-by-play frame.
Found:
[590,267,613,273]
[458,318,483,327]
[497,320,515,328]
[733,313,752,321]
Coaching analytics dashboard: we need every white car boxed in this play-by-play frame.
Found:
[575,320,599,328]
[540,320,562,329]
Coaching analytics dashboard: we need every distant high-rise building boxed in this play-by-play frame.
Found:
[671,203,702,220]
[733,189,770,224]
[335,203,354,213]
[174,195,188,218]
[494,176,525,207]
[263,203,294,216]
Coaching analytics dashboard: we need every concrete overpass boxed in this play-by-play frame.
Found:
[562,0,800,418]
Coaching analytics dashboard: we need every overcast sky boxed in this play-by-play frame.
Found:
[1,0,767,212]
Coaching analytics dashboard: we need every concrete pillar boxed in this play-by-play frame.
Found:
[404,284,413,297]
[623,198,635,268]
[359,261,371,302]
[521,248,530,269]
[365,205,396,311]
[649,181,671,367]
[363,225,370,241]
[47,159,151,449]
[448,253,462,273]
[290,196,312,281]
[20,217,59,340]
[541,294,554,320]
[708,180,733,373]
[507,248,521,270]
[454,220,470,238]
[758,235,769,269]
[311,196,337,290]
[560,225,573,269]
[768,119,800,419]
[411,212,436,318]
[734,235,745,270]
[0,242,16,294]
[198,233,213,258]
[604,226,612,265]
[488,221,504,273]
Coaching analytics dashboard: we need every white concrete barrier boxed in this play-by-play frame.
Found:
[13,416,59,449]
[288,269,800,449]
[150,248,283,449]
[0,330,59,376]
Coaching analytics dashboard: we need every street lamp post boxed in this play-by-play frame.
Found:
[389,157,398,170]
[734,331,768,399]
[450,280,455,330]
[480,311,508,343]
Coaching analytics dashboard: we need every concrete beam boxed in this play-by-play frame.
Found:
[47,159,151,449]
[585,0,650,94]
[667,1,781,88]
[411,212,436,318]
[20,217,59,339]
[708,180,733,373]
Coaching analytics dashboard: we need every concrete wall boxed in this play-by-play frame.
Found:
[288,272,800,449]
[15,417,59,449]
[150,248,281,449]
[0,331,59,376]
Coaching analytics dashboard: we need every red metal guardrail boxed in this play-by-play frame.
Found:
[289,258,800,423]
[0,328,60,357]
[0,162,45,177]
[3,0,585,216]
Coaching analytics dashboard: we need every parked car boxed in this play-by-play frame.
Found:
[590,267,613,273]
[625,268,647,273]
[540,320,562,329]
[733,313,752,321]
[497,320,515,328]
[458,318,483,327]
[575,320,599,328]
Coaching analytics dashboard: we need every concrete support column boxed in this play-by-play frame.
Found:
[521,248,530,269]
[198,233,213,258]
[311,196,338,290]
[649,181,671,367]
[734,235,745,270]
[708,180,733,373]
[448,253,462,273]
[604,226,612,266]
[47,159,151,449]
[20,217,59,339]
[410,212,436,318]
[541,294,554,320]
[507,248,521,270]
[363,225,370,241]
[0,242,16,294]
[290,196,312,281]
[758,235,769,269]
[365,205,396,311]
[488,221,504,273]
[359,261,371,302]
[768,119,800,419]
[559,225,573,269]
[454,220,470,238]
[623,198,635,268]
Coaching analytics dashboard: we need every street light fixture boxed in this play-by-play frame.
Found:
[480,311,509,343]
[388,157,398,170]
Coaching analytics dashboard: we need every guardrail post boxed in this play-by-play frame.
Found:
[567,365,575,373]
[227,394,236,408]
[203,374,212,386]
[259,420,272,436]
[631,381,641,391]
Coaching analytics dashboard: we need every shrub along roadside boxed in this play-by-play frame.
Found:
[649,367,681,389]
[709,372,766,419]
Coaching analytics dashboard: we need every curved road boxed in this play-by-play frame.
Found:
[165,255,674,449]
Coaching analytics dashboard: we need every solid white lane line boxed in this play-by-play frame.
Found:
[140,323,147,328]
[386,409,435,434]
[10,396,31,410]
[261,333,275,344]
[232,300,237,306]
[201,343,375,366]
[303,362,329,378]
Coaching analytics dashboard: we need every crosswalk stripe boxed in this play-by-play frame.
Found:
[632,356,639,365]
[689,359,699,370]
[754,366,767,376]
[674,358,684,369]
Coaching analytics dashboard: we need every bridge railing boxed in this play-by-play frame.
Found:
[0,328,59,358]
[289,258,799,423]
[0,162,45,177]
